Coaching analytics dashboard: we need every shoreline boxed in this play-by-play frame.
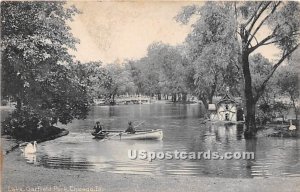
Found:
[1,107,299,192]
[2,127,69,155]
[2,149,300,192]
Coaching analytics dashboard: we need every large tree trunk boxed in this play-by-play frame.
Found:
[202,100,208,110]
[209,84,216,104]
[242,52,257,138]
[199,95,208,110]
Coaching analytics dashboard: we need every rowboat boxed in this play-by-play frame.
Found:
[115,129,163,140]
[92,129,163,140]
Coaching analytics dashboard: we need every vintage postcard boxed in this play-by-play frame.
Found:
[1,1,299,192]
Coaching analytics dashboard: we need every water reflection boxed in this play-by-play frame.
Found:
[23,153,37,164]
[245,138,257,177]
[40,156,94,170]
[236,124,244,140]
[16,104,300,178]
[249,138,300,178]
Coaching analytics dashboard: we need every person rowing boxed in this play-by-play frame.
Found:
[93,121,103,134]
[125,121,136,134]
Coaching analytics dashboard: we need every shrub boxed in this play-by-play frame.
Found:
[2,107,44,141]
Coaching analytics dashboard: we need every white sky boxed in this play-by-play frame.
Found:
[68,1,280,64]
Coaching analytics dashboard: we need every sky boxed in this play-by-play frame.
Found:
[68,1,280,64]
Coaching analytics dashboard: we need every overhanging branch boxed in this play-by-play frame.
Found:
[248,34,275,52]
[247,2,272,35]
[251,30,299,49]
[254,44,299,102]
[247,32,259,45]
[243,3,263,28]
[247,2,281,47]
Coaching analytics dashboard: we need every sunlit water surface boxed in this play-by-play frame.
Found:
[6,104,300,178]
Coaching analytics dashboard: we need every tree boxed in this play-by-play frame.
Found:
[70,61,106,99]
[277,64,299,120]
[128,42,191,101]
[250,53,287,124]
[102,63,136,104]
[177,2,300,137]
[146,43,190,101]
[1,2,89,139]
[176,2,240,108]
[125,58,161,97]
[235,1,300,137]
[250,53,278,105]
[125,60,144,95]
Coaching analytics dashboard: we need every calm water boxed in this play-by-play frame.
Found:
[9,104,300,178]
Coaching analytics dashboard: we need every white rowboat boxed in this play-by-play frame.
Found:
[93,129,163,140]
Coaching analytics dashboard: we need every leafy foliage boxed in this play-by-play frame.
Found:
[249,53,276,101]
[70,61,107,99]
[1,2,89,139]
[126,42,191,100]
[2,107,62,141]
[177,2,240,107]
[100,63,136,103]
[276,63,299,119]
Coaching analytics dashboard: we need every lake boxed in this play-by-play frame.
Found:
[12,104,300,178]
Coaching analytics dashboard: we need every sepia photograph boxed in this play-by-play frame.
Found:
[1,1,300,192]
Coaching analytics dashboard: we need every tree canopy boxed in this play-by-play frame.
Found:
[176,2,240,107]
[176,1,300,136]
[1,2,89,139]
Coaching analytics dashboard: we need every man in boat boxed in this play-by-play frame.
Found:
[125,121,136,134]
[93,121,103,134]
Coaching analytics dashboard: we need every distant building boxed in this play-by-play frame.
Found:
[208,87,238,122]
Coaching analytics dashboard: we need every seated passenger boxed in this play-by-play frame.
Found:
[125,121,135,134]
[93,121,103,134]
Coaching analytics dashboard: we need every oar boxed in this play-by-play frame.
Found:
[101,127,129,140]
[100,121,146,141]
[99,132,122,141]
[99,121,145,132]
[107,132,123,140]
[134,121,145,129]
